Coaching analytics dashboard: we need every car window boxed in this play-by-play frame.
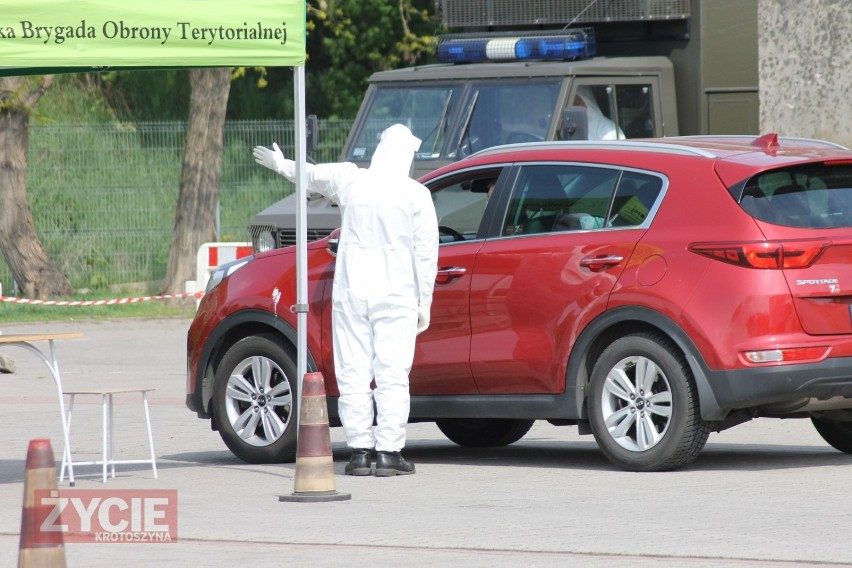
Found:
[431,170,502,242]
[740,164,852,228]
[609,172,664,227]
[503,165,620,235]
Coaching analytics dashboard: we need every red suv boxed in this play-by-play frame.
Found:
[187,134,852,471]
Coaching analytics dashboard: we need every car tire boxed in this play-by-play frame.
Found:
[212,334,299,463]
[436,418,535,448]
[587,332,710,471]
[811,417,852,454]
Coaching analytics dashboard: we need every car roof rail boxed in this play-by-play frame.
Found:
[673,134,849,151]
[470,140,719,159]
[470,136,850,162]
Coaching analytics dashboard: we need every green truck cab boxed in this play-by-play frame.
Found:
[250,0,757,250]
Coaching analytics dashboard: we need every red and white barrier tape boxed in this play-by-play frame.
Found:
[0,291,203,306]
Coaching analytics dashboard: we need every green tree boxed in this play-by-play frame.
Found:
[98,69,191,121]
[306,0,439,118]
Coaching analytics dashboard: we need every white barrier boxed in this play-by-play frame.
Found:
[185,242,253,302]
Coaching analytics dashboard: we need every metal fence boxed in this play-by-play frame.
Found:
[0,119,353,292]
[436,0,690,27]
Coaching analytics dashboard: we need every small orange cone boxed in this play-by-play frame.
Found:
[280,372,351,502]
[19,439,66,568]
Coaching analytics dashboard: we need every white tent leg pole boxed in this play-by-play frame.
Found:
[293,66,308,431]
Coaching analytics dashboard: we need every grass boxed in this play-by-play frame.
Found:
[0,120,351,291]
[0,289,196,323]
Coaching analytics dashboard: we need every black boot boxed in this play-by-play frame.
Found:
[345,448,373,476]
[374,451,415,477]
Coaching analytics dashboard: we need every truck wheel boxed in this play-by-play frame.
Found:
[811,417,852,454]
[436,418,534,448]
[588,332,710,471]
[212,334,298,463]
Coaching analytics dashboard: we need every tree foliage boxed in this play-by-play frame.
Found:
[70,1,439,122]
[305,0,439,118]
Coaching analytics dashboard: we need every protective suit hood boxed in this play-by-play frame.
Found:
[369,123,422,177]
[575,86,607,124]
[574,86,625,141]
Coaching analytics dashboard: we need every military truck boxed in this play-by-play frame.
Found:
[250,0,758,251]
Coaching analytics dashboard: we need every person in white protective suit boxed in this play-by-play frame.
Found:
[252,124,439,477]
[573,86,626,141]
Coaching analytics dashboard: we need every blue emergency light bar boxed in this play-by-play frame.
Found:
[436,28,596,64]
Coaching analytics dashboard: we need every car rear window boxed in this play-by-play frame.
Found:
[739,163,852,228]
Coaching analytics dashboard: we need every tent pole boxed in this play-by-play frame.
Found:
[293,65,308,428]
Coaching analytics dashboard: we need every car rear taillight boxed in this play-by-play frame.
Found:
[688,240,827,269]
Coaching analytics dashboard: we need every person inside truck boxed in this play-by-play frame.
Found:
[252,124,439,477]
[573,86,626,141]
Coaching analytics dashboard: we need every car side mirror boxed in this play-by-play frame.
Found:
[306,114,318,154]
[560,107,589,141]
[327,228,341,257]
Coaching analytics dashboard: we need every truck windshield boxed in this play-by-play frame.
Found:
[348,85,461,162]
[455,81,561,158]
[347,80,561,164]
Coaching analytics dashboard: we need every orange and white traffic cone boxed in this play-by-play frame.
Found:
[280,372,351,502]
[19,439,66,568]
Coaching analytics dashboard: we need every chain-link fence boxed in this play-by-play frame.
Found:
[0,119,353,292]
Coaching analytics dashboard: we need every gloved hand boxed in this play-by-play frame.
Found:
[416,302,431,335]
[253,142,295,179]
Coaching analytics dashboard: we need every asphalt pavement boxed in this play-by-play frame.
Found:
[1,317,852,567]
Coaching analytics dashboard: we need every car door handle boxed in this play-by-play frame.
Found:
[435,266,467,284]
[580,255,624,271]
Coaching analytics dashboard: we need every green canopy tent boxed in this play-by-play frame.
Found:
[1,0,314,388]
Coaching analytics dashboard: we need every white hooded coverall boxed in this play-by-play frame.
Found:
[574,86,626,141]
[257,124,439,452]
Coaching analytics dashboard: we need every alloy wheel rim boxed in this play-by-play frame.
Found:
[601,355,673,452]
[224,355,293,447]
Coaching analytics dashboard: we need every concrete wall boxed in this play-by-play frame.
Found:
[759,0,851,146]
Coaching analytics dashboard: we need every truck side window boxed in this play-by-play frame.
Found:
[615,85,656,138]
[569,84,655,140]
[573,86,625,140]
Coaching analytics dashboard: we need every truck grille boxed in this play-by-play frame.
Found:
[437,0,690,28]
[276,228,335,248]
